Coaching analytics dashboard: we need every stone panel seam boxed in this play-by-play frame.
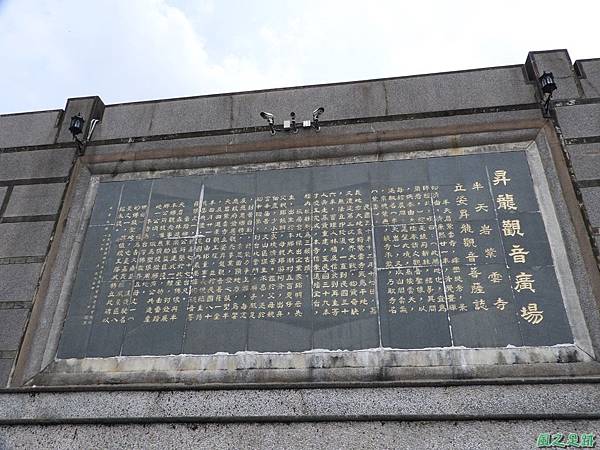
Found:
[0,143,75,154]
[555,97,600,107]
[577,180,600,189]
[2,413,600,427]
[0,352,17,359]
[0,177,69,187]
[565,136,600,145]
[1,215,60,224]
[0,302,32,310]
[0,256,45,265]
[6,375,600,394]
[0,185,12,218]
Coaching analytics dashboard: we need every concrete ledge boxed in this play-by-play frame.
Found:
[1,382,600,424]
[1,419,600,450]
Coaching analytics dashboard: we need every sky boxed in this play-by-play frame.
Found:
[0,0,598,115]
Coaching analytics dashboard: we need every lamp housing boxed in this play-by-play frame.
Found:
[539,71,557,95]
[69,114,85,137]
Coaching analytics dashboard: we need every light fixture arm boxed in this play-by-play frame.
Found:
[542,92,553,117]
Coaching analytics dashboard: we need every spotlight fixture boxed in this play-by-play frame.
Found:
[538,71,557,117]
[260,111,276,135]
[312,107,325,131]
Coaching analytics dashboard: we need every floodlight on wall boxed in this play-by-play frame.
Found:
[260,111,276,135]
[312,107,325,131]
[538,71,557,117]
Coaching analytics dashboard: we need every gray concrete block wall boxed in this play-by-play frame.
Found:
[0,149,74,182]
[555,103,600,139]
[581,188,600,229]
[576,58,600,98]
[0,157,71,387]
[0,102,89,388]
[521,51,600,267]
[0,49,599,448]
[4,183,66,217]
[0,264,43,303]
[567,144,600,182]
[0,110,62,148]
[526,50,581,100]
[94,66,534,141]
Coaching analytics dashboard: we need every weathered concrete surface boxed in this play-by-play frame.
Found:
[526,50,581,100]
[555,103,600,139]
[94,66,534,141]
[577,58,600,98]
[0,149,74,181]
[0,111,61,148]
[0,309,28,351]
[4,184,65,217]
[567,143,600,182]
[580,188,600,228]
[2,383,600,424]
[0,223,54,259]
[1,419,599,450]
[0,360,11,387]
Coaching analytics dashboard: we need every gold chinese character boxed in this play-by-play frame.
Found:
[488,272,503,283]
[502,219,524,237]
[473,299,488,310]
[492,170,511,186]
[520,303,543,324]
[496,194,518,211]
[484,247,497,258]
[494,298,508,310]
[454,183,466,192]
[460,223,474,234]
[472,181,484,191]
[479,224,492,235]
[514,272,535,293]
[468,267,481,279]
[463,237,476,248]
[456,195,468,206]
[508,245,529,264]
[475,203,489,213]
[471,282,485,294]
[465,252,478,263]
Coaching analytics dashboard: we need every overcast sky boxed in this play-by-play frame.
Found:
[0,0,598,115]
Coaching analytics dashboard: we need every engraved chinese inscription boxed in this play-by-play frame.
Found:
[57,151,573,358]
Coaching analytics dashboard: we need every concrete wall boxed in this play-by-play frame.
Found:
[1,49,600,449]
[0,113,75,387]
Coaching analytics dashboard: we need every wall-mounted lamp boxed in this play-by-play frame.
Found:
[312,107,325,132]
[68,113,100,155]
[260,111,276,135]
[538,71,557,117]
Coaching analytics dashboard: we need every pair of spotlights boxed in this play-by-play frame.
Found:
[259,107,325,135]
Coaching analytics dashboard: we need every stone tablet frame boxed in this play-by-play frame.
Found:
[12,122,600,387]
